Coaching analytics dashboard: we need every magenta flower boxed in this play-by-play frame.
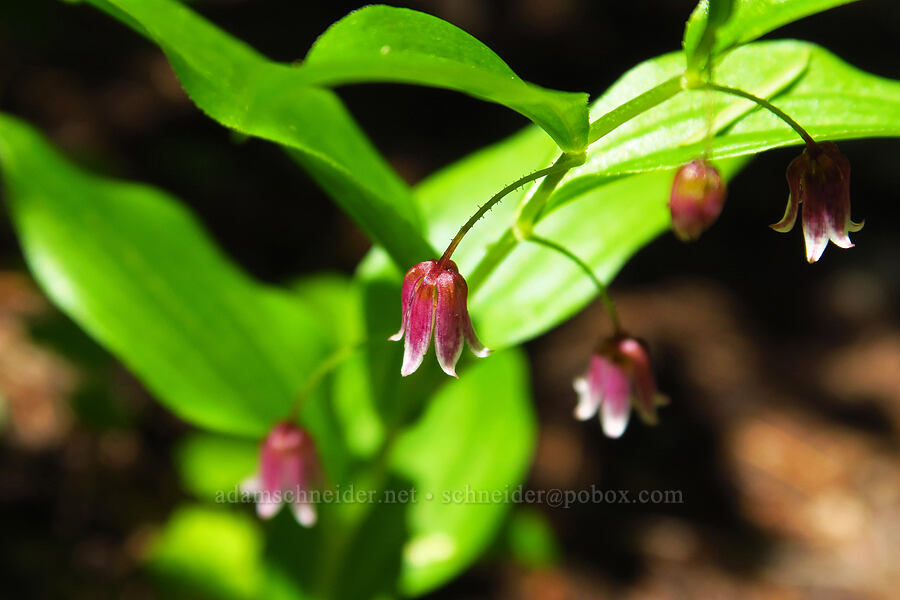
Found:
[573,334,663,438]
[390,259,490,377]
[669,159,727,241]
[771,141,864,263]
[242,422,319,526]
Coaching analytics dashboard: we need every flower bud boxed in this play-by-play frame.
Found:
[390,259,490,377]
[573,334,666,438]
[669,159,727,241]
[770,141,863,263]
[242,422,319,526]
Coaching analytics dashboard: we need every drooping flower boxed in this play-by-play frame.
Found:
[242,422,319,526]
[573,334,665,439]
[669,159,727,241]
[390,259,490,377]
[770,141,864,263]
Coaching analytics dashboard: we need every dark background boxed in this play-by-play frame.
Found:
[1,1,899,598]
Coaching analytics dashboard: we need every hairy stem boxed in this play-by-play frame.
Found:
[438,155,583,266]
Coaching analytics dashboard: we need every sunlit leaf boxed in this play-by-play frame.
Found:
[684,0,860,60]
[147,505,264,600]
[84,0,435,268]
[391,349,536,595]
[175,433,258,501]
[0,114,325,435]
[582,41,900,176]
[298,5,589,152]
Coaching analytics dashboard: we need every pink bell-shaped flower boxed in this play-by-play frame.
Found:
[390,259,490,377]
[771,141,864,263]
[573,334,664,438]
[243,422,319,526]
[669,159,727,241]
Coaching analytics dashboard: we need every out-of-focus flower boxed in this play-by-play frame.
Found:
[771,141,864,263]
[573,334,664,438]
[390,259,490,377]
[242,422,319,526]
[669,159,727,241]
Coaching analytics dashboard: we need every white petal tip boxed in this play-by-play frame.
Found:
[257,500,281,520]
[291,503,317,527]
[601,406,631,439]
[574,402,597,421]
[388,332,403,342]
[601,418,629,439]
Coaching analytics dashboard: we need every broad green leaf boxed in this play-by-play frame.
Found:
[583,41,900,176]
[0,113,325,435]
[390,349,536,595]
[575,40,810,184]
[684,0,860,60]
[380,122,746,348]
[147,505,264,600]
[373,39,900,349]
[683,0,736,70]
[469,159,746,347]
[175,433,258,501]
[83,0,435,267]
[297,5,589,152]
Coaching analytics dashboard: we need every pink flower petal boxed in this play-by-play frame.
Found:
[596,358,632,439]
[618,338,658,423]
[389,261,432,341]
[434,270,464,377]
[802,198,830,263]
[401,281,435,376]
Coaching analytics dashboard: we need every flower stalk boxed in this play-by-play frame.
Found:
[526,234,622,333]
[697,81,817,148]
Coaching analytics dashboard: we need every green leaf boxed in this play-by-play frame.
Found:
[83,0,435,268]
[583,41,900,176]
[147,505,264,600]
[683,0,736,70]
[175,433,258,501]
[390,349,536,595]
[0,113,325,436]
[393,118,746,348]
[685,0,860,60]
[377,38,900,350]
[298,5,589,152]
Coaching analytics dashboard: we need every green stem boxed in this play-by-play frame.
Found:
[512,153,578,240]
[438,153,584,266]
[701,82,816,147]
[588,75,683,144]
[287,342,364,421]
[467,77,684,292]
[527,235,622,333]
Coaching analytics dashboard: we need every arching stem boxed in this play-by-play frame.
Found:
[527,234,622,334]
